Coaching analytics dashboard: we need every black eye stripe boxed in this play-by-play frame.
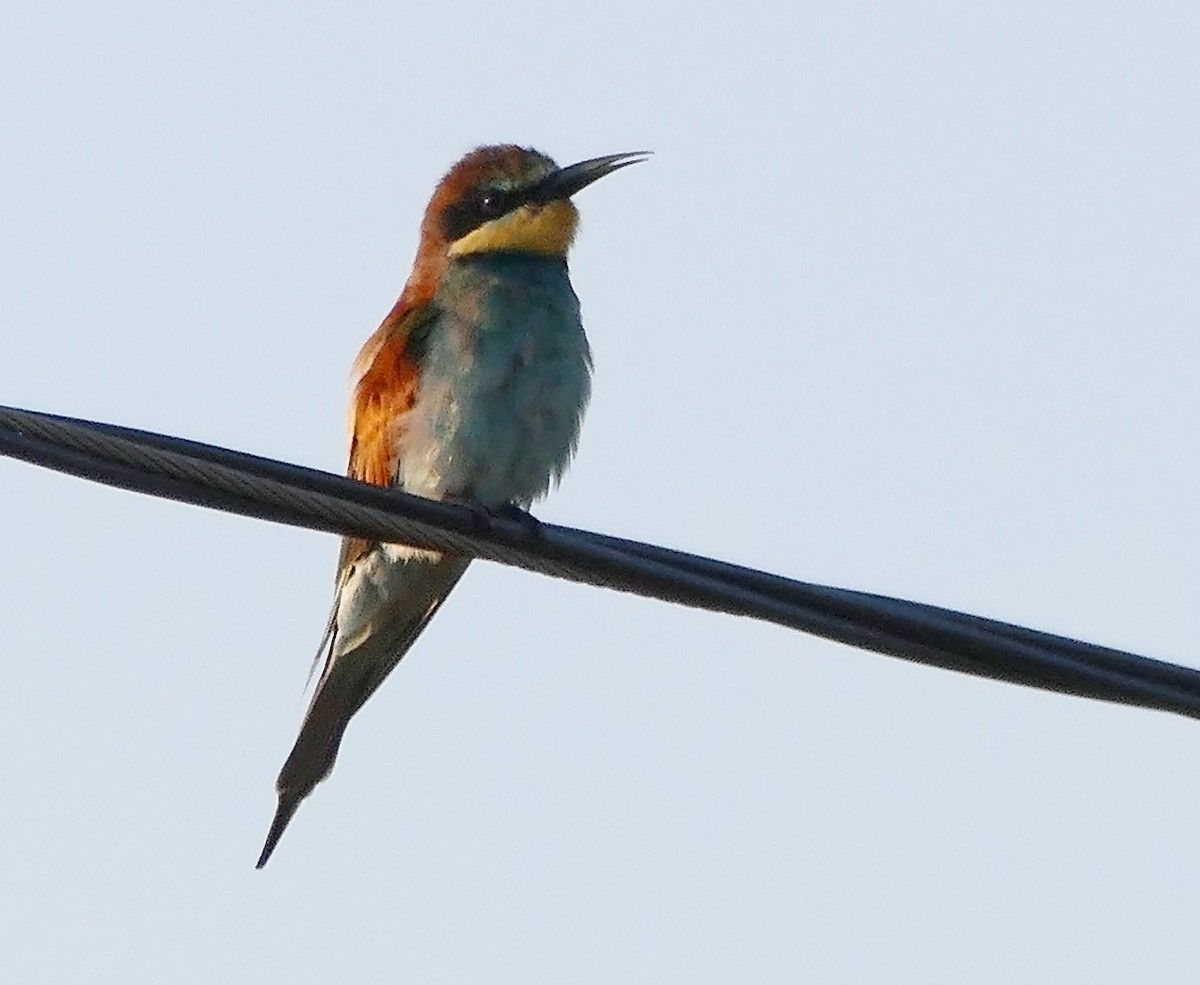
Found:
[479,190,508,215]
[440,186,520,242]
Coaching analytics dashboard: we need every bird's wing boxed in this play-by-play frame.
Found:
[337,302,437,566]
[258,302,469,868]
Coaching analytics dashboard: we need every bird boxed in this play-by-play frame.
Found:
[256,144,647,867]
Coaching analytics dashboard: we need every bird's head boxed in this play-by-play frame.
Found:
[399,145,647,302]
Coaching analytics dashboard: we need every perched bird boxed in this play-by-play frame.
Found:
[256,144,646,867]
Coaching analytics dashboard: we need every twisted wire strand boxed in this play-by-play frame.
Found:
[2,403,1198,720]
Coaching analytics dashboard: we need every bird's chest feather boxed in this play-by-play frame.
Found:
[397,255,592,506]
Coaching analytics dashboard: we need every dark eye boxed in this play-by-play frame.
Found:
[439,187,514,241]
[478,189,507,217]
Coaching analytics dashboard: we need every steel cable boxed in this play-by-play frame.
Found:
[2,403,1198,720]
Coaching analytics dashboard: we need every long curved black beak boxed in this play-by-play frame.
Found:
[528,151,650,204]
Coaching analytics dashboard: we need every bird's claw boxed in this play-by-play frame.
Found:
[493,503,543,538]
[443,497,543,540]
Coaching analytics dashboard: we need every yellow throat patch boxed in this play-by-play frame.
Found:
[448,199,579,259]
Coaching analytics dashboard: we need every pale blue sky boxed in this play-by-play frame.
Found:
[2,2,1198,982]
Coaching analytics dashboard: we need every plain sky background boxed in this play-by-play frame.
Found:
[2,2,1198,982]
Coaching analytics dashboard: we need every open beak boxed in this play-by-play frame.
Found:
[528,151,651,203]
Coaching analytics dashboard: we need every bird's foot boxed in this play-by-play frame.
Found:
[442,497,543,540]
[492,503,543,539]
[442,495,495,535]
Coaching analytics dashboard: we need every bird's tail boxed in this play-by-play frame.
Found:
[256,549,469,868]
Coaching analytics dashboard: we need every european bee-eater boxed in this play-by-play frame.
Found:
[256,144,646,867]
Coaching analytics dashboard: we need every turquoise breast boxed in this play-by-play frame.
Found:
[397,253,593,507]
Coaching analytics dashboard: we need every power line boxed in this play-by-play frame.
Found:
[2,403,1198,719]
